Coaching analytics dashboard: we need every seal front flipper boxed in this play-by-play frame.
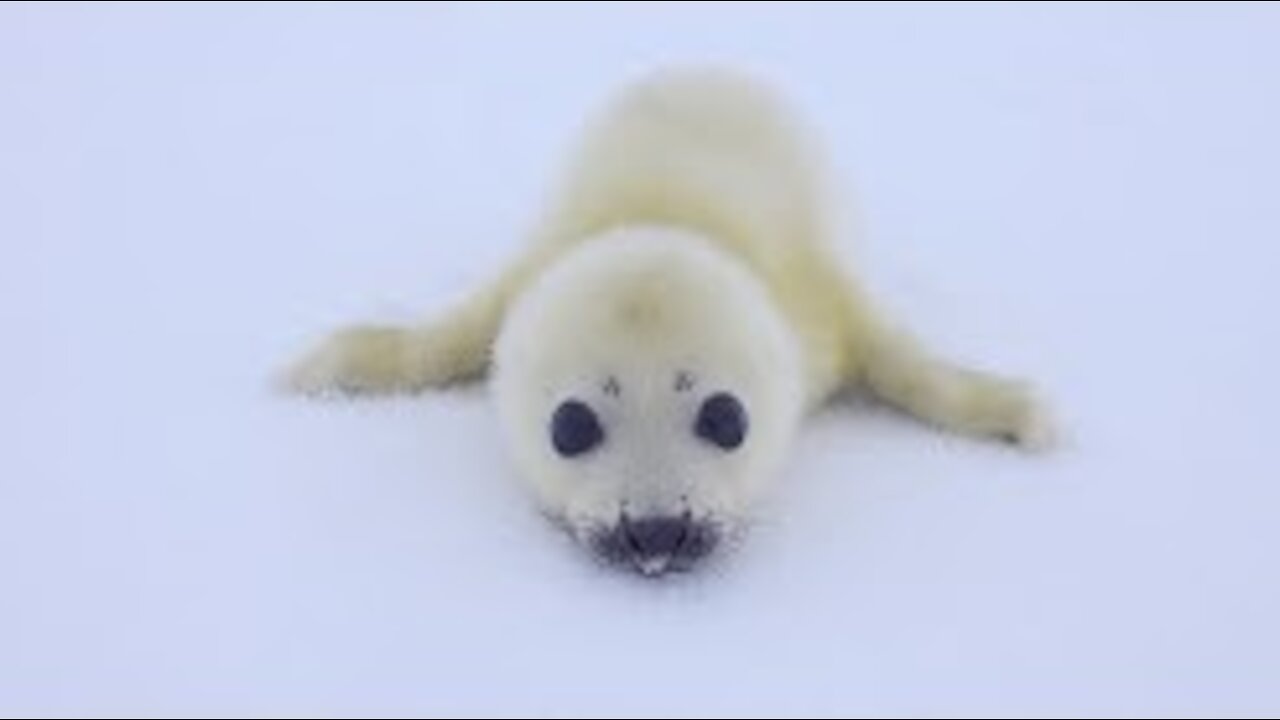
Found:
[284,257,536,396]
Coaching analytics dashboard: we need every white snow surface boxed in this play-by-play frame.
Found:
[2,4,1278,716]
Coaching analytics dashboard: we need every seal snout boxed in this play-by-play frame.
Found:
[594,512,718,576]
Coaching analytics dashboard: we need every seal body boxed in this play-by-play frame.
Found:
[289,68,1049,575]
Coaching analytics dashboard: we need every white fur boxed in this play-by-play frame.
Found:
[493,226,803,533]
[287,67,1051,560]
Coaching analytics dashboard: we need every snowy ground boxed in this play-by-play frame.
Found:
[3,3,1278,716]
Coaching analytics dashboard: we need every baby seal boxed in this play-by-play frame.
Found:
[288,67,1050,576]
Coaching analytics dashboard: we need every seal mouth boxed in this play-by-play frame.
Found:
[588,511,720,577]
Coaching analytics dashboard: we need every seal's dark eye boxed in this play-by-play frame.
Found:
[695,392,748,450]
[551,399,604,457]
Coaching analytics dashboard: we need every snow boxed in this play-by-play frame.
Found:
[2,3,1278,716]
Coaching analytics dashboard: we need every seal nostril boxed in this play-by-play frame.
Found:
[619,514,643,556]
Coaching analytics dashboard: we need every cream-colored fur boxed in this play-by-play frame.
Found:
[287,67,1050,569]
[492,227,805,538]
[289,67,1048,446]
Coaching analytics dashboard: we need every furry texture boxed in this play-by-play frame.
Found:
[492,227,804,546]
[287,67,1051,570]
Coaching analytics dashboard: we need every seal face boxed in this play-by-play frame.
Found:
[493,228,805,576]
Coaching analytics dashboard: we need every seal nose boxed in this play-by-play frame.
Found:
[590,512,719,575]
[622,514,690,559]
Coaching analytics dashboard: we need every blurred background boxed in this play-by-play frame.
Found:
[1,3,1278,716]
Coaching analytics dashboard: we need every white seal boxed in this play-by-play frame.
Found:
[288,67,1051,575]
